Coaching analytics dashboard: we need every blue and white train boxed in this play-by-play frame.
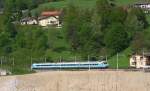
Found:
[31,61,109,70]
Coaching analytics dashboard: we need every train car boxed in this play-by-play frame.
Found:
[31,61,109,70]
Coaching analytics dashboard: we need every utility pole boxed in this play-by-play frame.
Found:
[116,56,118,91]
[143,50,145,71]
[75,56,77,63]
[0,57,2,68]
[117,53,119,70]
[12,57,14,66]
[88,55,90,71]
[60,56,62,71]
[45,57,47,63]
[31,57,33,71]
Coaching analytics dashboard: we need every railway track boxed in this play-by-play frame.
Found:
[34,68,150,73]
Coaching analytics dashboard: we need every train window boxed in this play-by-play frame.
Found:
[36,64,59,66]
[35,63,99,67]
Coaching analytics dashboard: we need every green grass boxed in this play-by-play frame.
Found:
[116,0,139,5]
[108,48,132,69]
[32,0,142,16]
[32,0,97,15]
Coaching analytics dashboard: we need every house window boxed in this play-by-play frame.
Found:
[141,5,146,8]
[50,21,56,24]
[132,62,136,65]
[133,57,136,60]
[140,57,143,61]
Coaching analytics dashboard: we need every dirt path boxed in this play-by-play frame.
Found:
[0,71,150,91]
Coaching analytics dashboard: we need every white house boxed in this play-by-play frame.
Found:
[20,17,38,25]
[20,11,62,27]
[38,16,61,27]
[130,53,150,68]
[133,2,150,13]
[38,11,62,27]
[0,69,9,76]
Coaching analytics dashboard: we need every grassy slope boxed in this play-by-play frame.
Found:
[32,0,97,15]
[108,48,132,69]
[116,0,139,5]
[33,0,140,13]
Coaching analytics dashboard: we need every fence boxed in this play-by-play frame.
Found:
[0,55,150,74]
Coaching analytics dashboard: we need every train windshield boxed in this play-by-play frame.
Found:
[102,61,108,64]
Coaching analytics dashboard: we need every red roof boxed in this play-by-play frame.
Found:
[41,11,61,16]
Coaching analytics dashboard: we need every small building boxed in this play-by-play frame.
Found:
[0,70,6,76]
[38,11,62,27]
[133,2,150,13]
[20,17,38,25]
[130,53,150,68]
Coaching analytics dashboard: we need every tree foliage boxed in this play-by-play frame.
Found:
[64,0,148,56]
[105,23,129,54]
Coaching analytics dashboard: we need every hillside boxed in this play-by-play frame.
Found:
[32,0,150,70]
[1,0,150,74]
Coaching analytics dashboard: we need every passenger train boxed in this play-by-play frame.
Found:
[31,61,109,70]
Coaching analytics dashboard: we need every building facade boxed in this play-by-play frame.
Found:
[20,17,38,25]
[38,11,61,27]
[20,11,62,28]
[133,2,150,13]
[38,16,61,27]
[130,53,150,68]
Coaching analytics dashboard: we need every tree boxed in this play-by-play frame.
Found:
[131,8,148,28]
[0,32,12,55]
[131,31,150,52]
[124,8,148,39]
[0,0,4,9]
[3,12,17,38]
[96,0,111,14]
[4,0,15,13]
[105,23,129,54]
[131,32,145,52]
[64,3,80,50]
[14,26,48,57]
[109,7,127,23]
[95,0,112,30]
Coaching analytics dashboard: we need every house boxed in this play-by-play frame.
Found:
[38,11,62,27]
[130,53,150,68]
[0,70,7,76]
[133,2,150,13]
[20,17,38,25]
[20,10,62,28]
